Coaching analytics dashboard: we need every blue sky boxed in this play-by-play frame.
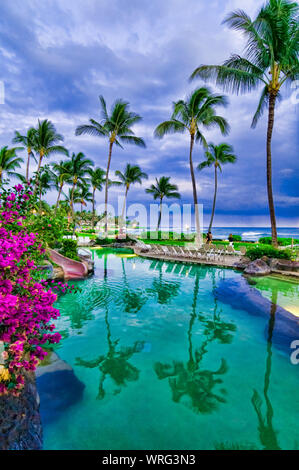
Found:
[0,0,298,227]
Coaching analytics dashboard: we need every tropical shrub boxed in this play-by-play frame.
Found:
[63,231,78,237]
[258,237,299,246]
[96,236,132,245]
[246,245,292,261]
[25,212,67,248]
[78,228,96,234]
[230,235,242,241]
[60,239,80,261]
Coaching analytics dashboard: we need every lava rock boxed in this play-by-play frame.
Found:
[244,259,271,276]
[275,259,299,272]
[0,372,42,450]
[234,257,251,270]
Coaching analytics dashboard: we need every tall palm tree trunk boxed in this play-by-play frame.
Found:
[156,197,163,231]
[55,183,64,214]
[189,134,201,245]
[34,152,43,191]
[121,185,129,221]
[26,148,31,182]
[92,187,96,229]
[267,93,278,248]
[39,187,42,214]
[104,141,113,236]
[70,181,76,218]
[208,165,218,232]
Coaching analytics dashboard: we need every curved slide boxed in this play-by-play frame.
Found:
[48,248,88,279]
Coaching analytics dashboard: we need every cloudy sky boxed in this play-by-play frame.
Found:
[0,0,298,227]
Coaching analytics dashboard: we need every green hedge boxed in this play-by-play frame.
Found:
[246,245,292,261]
[78,229,96,234]
[60,239,80,261]
[98,238,115,245]
[258,237,299,246]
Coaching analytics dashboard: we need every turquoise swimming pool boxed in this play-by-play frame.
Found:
[38,249,299,450]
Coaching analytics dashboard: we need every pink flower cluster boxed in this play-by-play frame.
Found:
[41,279,79,295]
[0,184,62,396]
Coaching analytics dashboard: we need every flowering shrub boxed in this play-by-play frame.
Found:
[0,184,66,396]
[41,279,80,295]
[24,212,67,248]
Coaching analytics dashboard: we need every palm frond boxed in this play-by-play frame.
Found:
[190,64,263,94]
[46,145,69,157]
[99,95,108,121]
[75,121,107,137]
[203,115,230,136]
[251,85,269,128]
[195,130,208,148]
[118,135,146,148]
[114,139,124,149]
[154,120,186,138]
[198,159,213,170]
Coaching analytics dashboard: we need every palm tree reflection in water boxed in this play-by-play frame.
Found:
[215,286,281,450]
[148,261,180,305]
[76,253,144,399]
[154,268,236,414]
[76,306,144,400]
[251,288,280,450]
[118,258,148,313]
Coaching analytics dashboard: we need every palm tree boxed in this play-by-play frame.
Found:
[37,165,55,213]
[115,163,148,220]
[12,128,37,182]
[0,146,24,182]
[190,0,299,246]
[154,88,229,244]
[78,183,93,213]
[33,119,68,188]
[146,176,181,230]
[52,160,73,213]
[63,187,82,215]
[88,167,106,229]
[59,188,81,229]
[198,143,237,232]
[75,95,146,235]
[68,152,94,217]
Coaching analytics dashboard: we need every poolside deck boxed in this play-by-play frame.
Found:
[134,247,242,269]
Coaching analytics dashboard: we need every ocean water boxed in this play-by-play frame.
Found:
[130,227,299,242]
[39,249,299,450]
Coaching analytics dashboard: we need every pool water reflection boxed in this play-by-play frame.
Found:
[40,249,299,450]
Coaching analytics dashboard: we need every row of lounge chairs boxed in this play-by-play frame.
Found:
[63,235,92,246]
[146,244,246,262]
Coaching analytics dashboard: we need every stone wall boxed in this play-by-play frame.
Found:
[0,372,42,450]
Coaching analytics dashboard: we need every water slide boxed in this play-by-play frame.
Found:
[48,248,88,279]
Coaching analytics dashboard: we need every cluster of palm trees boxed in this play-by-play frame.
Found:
[190,0,299,246]
[0,0,297,245]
